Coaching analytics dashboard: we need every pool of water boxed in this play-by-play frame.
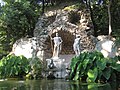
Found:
[0,79,119,90]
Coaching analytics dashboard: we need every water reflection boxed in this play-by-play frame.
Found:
[0,79,119,90]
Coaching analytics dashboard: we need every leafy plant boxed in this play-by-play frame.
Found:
[26,57,43,79]
[69,51,120,83]
[0,55,31,79]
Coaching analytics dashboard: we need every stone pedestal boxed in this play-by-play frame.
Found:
[46,58,67,78]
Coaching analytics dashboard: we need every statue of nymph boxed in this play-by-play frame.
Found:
[73,35,81,57]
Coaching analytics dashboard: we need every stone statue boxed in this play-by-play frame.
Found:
[73,35,81,56]
[48,59,55,69]
[51,33,63,59]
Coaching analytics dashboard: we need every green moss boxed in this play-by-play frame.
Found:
[63,4,80,11]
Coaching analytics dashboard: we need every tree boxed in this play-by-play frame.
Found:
[83,0,113,37]
[0,0,41,57]
[82,0,103,36]
[108,0,112,37]
[111,0,120,36]
[42,0,45,14]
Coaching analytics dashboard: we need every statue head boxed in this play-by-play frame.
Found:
[76,35,80,38]
[32,37,37,41]
[56,33,58,37]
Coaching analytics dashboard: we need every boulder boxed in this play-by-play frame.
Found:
[11,37,44,60]
[95,36,117,58]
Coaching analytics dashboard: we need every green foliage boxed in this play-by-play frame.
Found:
[0,0,41,56]
[26,57,43,79]
[111,0,120,36]
[0,55,43,79]
[92,5,109,35]
[89,0,120,36]
[69,51,120,83]
[0,55,30,79]
[64,3,81,11]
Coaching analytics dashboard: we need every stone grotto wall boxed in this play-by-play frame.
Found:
[34,8,95,60]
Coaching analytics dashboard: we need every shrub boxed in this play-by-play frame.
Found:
[69,51,120,83]
[0,55,30,79]
[26,57,43,79]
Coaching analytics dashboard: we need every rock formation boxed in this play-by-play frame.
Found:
[11,4,98,61]
[34,6,95,59]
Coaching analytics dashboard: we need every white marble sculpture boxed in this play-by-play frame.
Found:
[51,33,63,59]
[73,35,81,56]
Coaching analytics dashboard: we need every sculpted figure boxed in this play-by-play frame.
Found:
[73,35,81,56]
[51,33,62,59]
